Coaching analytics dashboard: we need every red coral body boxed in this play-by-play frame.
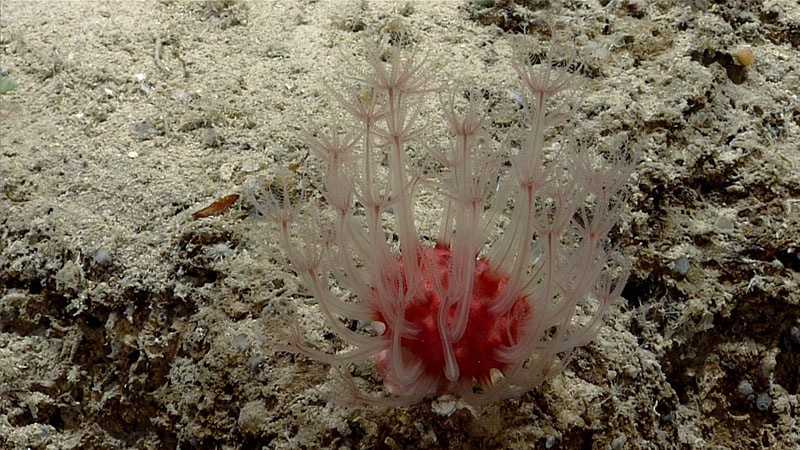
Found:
[373,244,530,390]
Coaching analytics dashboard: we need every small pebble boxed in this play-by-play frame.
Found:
[203,128,218,147]
[92,248,112,267]
[611,434,628,450]
[671,257,690,276]
[133,120,153,138]
[232,333,249,352]
[755,392,771,411]
[736,379,753,397]
[715,214,734,231]
[734,47,754,66]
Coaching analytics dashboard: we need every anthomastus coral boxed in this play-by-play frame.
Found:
[249,36,635,406]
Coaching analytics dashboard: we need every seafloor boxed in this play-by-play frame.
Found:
[1,1,798,448]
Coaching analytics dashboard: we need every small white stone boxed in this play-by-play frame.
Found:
[431,395,457,416]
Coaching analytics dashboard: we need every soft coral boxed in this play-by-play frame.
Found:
[250,37,634,406]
